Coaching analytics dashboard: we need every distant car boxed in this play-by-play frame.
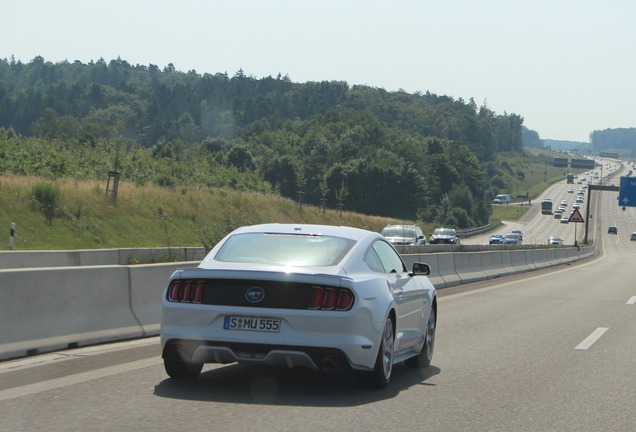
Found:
[160,223,437,389]
[631,232,636,241]
[429,228,459,244]
[489,234,504,245]
[576,197,584,203]
[511,229,523,241]
[548,236,564,245]
[608,226,618,234]
[553,212,563,219]
[560,217,569,224]
[558,206,566,213]
[572,204,581,209]
[560,200,568,206]
[568,189,574,193]
[381,224,426,246]
[503,233,522,244]
[493,194,512,204]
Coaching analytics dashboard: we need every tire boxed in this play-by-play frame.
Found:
[163,350,203,380]
[405,306,436,369]
[358,316,394,389]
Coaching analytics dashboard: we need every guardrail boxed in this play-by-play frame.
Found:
[0,245,595,361]
[456,220,502,237]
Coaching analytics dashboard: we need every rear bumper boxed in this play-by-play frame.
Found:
[162,339,360,372]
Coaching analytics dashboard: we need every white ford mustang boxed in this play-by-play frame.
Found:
[160,223,437,388]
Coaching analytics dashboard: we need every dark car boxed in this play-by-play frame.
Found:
[608,226,618,234]
[430,228,459,244]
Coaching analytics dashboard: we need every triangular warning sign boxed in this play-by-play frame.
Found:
[568,208,584,223]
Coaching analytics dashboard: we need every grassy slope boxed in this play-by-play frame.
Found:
[0,149,573,250]
[0,176,399,250]
[498,148,582,200]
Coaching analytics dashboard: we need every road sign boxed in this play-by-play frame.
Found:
[619,176,636,207]
[568,208,584,223]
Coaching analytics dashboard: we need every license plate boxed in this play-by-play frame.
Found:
[223,316,281,332]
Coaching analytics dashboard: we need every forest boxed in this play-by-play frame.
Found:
[589,128,636,156]
[0,56,528,227]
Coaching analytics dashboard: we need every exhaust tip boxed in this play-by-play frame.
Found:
[323,358,337,371]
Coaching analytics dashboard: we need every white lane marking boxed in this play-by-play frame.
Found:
[575,327,609,350]
[0,337,160,374]
[0,357,162,402]
[627,296,636,305]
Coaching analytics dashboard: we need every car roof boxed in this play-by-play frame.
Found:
[229,223,377,241]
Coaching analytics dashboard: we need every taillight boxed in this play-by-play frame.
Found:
[168,280,205,303]
[192,280,204,303]
[181,281,192,301]
[168,281,182,301]
[323,288,339,310]
[308,286,354,311]
[308,286,325,309]
[337,290,354,310]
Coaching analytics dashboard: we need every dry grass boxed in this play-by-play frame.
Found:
[0,175,400,250]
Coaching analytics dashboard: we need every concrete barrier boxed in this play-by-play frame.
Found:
[128,262,200,335]
[532,248,557,269]
[402,253,446,288]
[500,250,516,275]
[524,250,538,271]
[0,265,142,360]
[0,245,596,361]
[0,249,120,269]
[508,250,532,274]
[480,250,508,279]
[435,253,461,287]
[0,247,207,269]
[454,252,488,284]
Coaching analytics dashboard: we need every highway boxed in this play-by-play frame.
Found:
[468,160,626,247]
[2,163,636,432]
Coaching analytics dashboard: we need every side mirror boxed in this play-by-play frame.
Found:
[412,262,431,275]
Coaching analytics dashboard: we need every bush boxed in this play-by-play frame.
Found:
[32,182,61,224]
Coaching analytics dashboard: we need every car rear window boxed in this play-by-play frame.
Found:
[214,233,355,266]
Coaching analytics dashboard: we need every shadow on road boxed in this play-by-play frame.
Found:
[153,362,441,406]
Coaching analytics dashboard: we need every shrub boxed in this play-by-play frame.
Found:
[32,182,62,224]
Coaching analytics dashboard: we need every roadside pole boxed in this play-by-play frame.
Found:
[9,222,15,250]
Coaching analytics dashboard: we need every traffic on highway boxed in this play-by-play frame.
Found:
[2,159,636,432]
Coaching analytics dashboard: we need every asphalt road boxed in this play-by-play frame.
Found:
[2,164,635,432]
[468,161,624,246]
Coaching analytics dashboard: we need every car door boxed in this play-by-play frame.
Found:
[370,240,430,353]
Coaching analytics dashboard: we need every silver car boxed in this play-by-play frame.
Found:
[160,223,437,388]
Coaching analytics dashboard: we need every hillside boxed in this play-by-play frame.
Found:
[0,175,401,251]
[0,57,528,227]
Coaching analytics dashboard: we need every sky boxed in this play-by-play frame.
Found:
[3,0,635,142]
